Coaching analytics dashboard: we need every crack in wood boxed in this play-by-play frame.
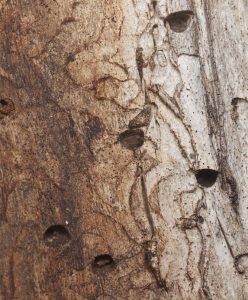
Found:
[144,240,168,292]
[217,217,234,258]
[136,47,144,82]
[193,0,239,213]
[140,167,155,237]
[139,166,168,292]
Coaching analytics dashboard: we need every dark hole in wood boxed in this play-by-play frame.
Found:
[195,169,218,188]
[234,254,248,274]
[152,1,157,9]
[119,129,144,150]
[0,98,15,117]
[44,225,70,248]
[165,10,193,33]
[93,254,114,269]
[198,216,204,223]
[231,98,239,106]
[0,99,8,107]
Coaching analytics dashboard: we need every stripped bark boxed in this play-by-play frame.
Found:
[0,0,247,299]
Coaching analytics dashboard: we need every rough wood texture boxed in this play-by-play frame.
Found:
[0,0,247,299]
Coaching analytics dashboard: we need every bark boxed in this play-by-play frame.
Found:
[0,0,247,299]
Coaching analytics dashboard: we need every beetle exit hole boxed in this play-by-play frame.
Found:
[44,225,70,247]
[195,169,218,188]
[119,129,144,150]
[0,98,15,117]
[165,10,193,33]
[235,254,248,274]
[152,1,157,10]
[0,99,8,107]
[93,254,115,269]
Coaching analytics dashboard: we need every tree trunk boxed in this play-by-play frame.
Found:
[0,0,247,299]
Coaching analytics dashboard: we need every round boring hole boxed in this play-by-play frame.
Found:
[0,98,15,117]
[44,225,70,247]
[152,1,157,9]
[231,98,239,106]
[119,129,144,150]
[0,99,8,107]
[165,10,193,33]
[235,254,248,274]
[195,169,218,188]
[93,254,115,269]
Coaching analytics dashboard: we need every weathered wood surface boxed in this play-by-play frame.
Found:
[0,0,247,299]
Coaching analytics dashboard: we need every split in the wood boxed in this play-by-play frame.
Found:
[195,169,218,188]
[217,219,248,274]
[144,240,168,291]
[44,224,70,248]
[220,164,239,211]
[231,97,248,122]
[217,217,234,258]
[226,175,239,210]
[164,10,194,33]
[136,47,145,81]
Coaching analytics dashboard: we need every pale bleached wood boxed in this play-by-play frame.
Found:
[0,0,247,299]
